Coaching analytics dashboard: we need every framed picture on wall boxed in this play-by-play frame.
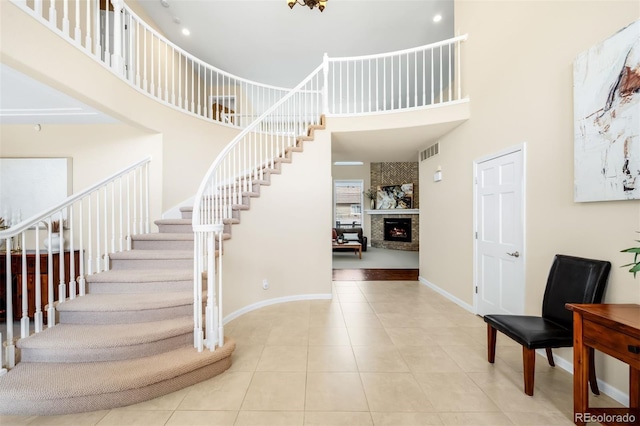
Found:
[376,183,413,209]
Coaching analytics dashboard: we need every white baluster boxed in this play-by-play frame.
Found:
[46,219,55,327]
[20,234,29,339]
[74,0,81,42]
[34,226,43,332]
[69,208,76,300]
[49,0,57,26]
[79,198,86,296]
[58,212,66,304]
[103,187,109,271]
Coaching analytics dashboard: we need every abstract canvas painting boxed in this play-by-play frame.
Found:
[376,183,413,209]
[574,20,640,202]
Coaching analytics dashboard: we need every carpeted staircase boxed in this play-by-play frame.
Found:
[0,116,325,416]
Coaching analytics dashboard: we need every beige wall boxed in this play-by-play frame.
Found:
[420,1,639,398]
[222,129,333,316]
[0,123,164,224]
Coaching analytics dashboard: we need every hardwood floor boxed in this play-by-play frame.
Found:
[332,268,419,281]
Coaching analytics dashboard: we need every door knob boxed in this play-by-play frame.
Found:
[506,251,520,258]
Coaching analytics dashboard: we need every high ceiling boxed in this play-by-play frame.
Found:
[136,0,454,88]
[1,0,457,161]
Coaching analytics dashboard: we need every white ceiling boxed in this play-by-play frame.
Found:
[136,0,454,88]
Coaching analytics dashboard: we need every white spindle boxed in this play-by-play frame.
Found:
[96,192,101,273]
[448,43,452,102]
[69,208,76,300]
[47,220,54,327]
[20,235,29,338]
[58,212,66,304]
[49,0,57,25]
[88,196,93,275]
[439,46,443,104]
[34,226,43,333]
[79,198,86,296]
[85,0,92,50]
[103,186,108,271]
[74,0,81,41]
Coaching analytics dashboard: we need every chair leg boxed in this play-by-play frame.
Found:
[545,348,555,367]
[588,348,600,395]
[523,347,536,396]
[487,324,497,363]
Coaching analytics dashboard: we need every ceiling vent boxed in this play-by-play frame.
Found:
[420,142,439,161]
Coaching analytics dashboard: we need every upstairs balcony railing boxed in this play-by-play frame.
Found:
[7,0,468,361]
[12,0,467,125]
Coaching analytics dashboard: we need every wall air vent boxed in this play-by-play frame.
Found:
[420,142,439,161]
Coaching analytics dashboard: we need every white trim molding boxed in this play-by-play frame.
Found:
[223,293,333,325]
[418,276,474,313]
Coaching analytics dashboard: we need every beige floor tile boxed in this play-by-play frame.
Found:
[94,410,173,426]
[343,312,383,328]
[227,344,264,372]
[178,371,253,411]
[309,311,346,328]
[504,411,575,425]
[335,286,365,294]
[385,327,433,346]
[228,324,273,345]
[308,326,351,345]
[347,327,393,346]
[440,344,516,374]
[165,410,237,426]
[305,372,369,412]
[377,312,430,328]
[467,371,561,413]
[0,416,39,426]
[371,412,444,425]
[24,412,108,426]
[360,373,433,412]
[338,293,369,303]
[424,328,479,346]
[235,411,304,425]
[307,345,358,372]
[266,325,310,346]
[352,345,410,372]
[396,345,464,373]
[117,388,189,411]
[339,302,374,314]
[241,372,306,411]
[437,412,514,425]
[414,373,500,412]
[255,345,308,371]
[304,411,374,425]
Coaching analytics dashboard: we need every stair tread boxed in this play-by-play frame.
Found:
[109,250,194,260]
[17,317,193,349]
[131,233,194,241]
[85,269,192,283]
[55,292,193,312]
[154,219,191,225]
[0,339,235,401]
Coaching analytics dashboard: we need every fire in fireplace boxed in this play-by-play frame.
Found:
[383,218,412,243]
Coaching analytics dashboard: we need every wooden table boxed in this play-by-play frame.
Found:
[0,250,80,321]
[332,241,362,259]
[566,304,640,426]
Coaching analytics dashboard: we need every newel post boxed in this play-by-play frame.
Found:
[110,0,125,75]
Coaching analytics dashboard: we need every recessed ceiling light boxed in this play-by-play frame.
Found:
[433,14,442,23]
[333,161,364,166]
[160,0,169,8]
[182,28,190,36]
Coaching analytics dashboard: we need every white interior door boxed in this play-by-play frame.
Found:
[475,147,525,316]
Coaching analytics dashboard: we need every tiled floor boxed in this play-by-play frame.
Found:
[1,280,622,425]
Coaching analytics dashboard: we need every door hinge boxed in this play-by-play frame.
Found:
[475,286,478,294]
[475,232,478,239]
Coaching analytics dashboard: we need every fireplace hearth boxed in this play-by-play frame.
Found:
[384,218,412,243]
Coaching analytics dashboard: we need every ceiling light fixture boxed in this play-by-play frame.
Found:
[182,28,190,36]
[287,0,327,12]
[433,14,442,23]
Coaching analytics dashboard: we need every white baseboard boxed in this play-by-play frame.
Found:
[537,349,629,407]
[418,276,474,313]
[418,276,630,407]
[223,293,333,324]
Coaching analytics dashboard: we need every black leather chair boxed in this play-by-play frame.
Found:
[484,254,611,396]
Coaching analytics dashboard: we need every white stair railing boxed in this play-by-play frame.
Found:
[0,157,151,372]
[191,64,325,351]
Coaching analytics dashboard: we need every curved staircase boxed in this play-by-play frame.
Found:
[0,116,326,416]
[0,212,235,416]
